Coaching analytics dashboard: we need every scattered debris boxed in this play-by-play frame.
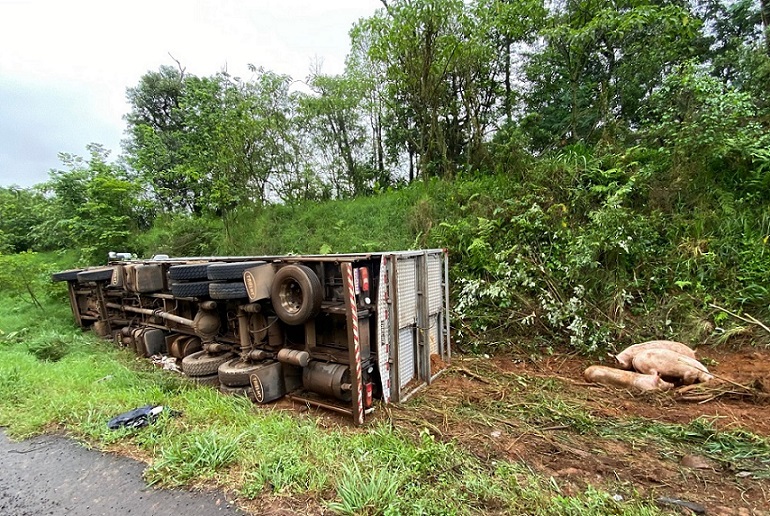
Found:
[150,354,182,373]
[673,380,770,403]
[655,496,706,514]
[107,405,166,430]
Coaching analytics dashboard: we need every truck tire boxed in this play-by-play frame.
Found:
[182,351,235,377]
[51,269,83,282]
[270,264,322,325]
[218,358,268,387]
[77,268,115,282]
[168,263,210,281]
[170,281,211,298]
[187,373,220,387]
[219,384,256,401]
[209,282,248,300]
[207,261,265,281]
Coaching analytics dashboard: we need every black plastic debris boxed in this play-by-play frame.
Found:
[107,405,165,430]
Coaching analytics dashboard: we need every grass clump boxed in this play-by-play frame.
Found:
[636,417,770,476]
[146,428,244,486]
[26,330,72,362]
[325,462,402,516]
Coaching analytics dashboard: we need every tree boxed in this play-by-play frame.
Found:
[297,72,376,197]
[0,186,47,252]
[38,145,145,261]
[124,65,203,212]
[522,0,699,150]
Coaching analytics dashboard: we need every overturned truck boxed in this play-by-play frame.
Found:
[53,251,450,424]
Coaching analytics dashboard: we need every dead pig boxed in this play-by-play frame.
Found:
[583,365,674,392]
[632,348,713,384]
[616,340,696,369]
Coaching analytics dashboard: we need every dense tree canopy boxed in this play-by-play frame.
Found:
[114,0,770,196]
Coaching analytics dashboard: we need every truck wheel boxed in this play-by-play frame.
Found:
[187,373,220,387]
[51,269,83,282]
[218,358,267,387]
[77,267,115,282]
[170,281,211,298]
[209,282,248,300]
[270,264,322,325]
[219,384,256,401]
[168,263,210,281]
[182,351,235,377]
[207,261,265,281]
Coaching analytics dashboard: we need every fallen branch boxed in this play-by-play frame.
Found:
[709,303,770,336]
[453,367,492,385]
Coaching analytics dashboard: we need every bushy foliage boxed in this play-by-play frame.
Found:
[34,145,150,263]
[0,251,58,309]
[26,330,71,362]
[435,139,769,353]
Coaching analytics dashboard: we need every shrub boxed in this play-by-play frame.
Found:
[27,331,71,362]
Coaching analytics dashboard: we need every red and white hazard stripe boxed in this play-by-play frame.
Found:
[344,263,364,424]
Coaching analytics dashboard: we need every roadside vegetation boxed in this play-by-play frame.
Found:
[0,292,670,515]
[2,287,767,514]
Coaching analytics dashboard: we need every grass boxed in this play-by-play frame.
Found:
[325,462,402,515]
[0,295,669,515]
[132,179,452,258]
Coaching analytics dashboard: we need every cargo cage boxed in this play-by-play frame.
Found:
[53,250,451,424]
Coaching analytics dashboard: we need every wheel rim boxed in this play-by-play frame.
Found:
[278,279,304,315]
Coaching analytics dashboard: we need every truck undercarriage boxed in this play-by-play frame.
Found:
[53,251,451,423]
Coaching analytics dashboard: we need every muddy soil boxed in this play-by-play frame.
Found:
[388,345,770,515]
[0,431,242,516]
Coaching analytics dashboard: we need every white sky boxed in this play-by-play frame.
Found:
[0,0,382,187]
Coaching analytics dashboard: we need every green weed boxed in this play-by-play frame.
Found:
[146,428,244,486]
[326,462,403,516]
[26,330,71,361]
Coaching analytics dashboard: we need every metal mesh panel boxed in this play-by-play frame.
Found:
[427,254,442,315]
[398,327,415,388]
[429,314,440,356]
[376,256,393,402]
[397,258,417,327]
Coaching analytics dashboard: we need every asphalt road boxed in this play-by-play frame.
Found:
[0,430,244,516]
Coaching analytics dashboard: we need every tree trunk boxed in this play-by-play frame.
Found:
[375,112,385,181]
[504,38,512,123]
[762,0,770,56]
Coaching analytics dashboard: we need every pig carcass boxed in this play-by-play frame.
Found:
[616,340,696,370]
[632,348,713,384]
[583,365,674,392]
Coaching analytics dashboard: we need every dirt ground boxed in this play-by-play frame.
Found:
[0,431,242,516]
[387,345,770,515]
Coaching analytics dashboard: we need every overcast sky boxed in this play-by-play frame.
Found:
[0,0,382,188]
